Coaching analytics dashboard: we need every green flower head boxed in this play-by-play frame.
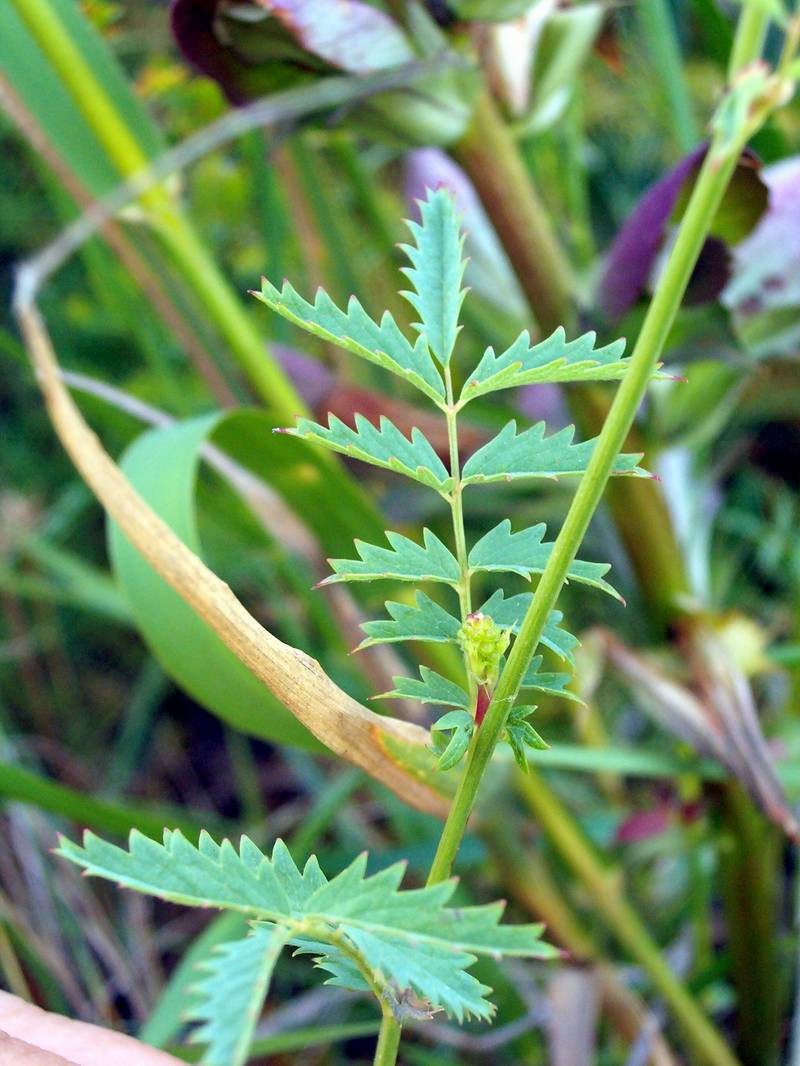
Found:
[457,612,511,687]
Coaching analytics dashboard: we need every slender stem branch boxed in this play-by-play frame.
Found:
[444,369,471,625]
[373,1011,402,1066]
[11,0,307,420]
[728,0,772,79]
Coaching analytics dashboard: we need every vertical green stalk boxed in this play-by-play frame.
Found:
[639,0,699,152]
[373,1010,402,1066]
[728,0,771,78]
[453,91,575,335]
[444,368,472,626]
[718,784,782,1066]
[11,0,307,421]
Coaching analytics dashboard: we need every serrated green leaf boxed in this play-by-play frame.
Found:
[188,924,289,1066]
[355,592,461,651]
[58,831,556,1024]
[521,656,580,703]
[460,328,632,405]
[378,667,469,709]
[479,590,578,663]
[505,727,531,772]
[254,280,445,403]
[320,530,460,587]
[462,421,647,485]
[431,710,474,772]
[281,414,453,492]
[468,520,620,599]
[399,188,467,367]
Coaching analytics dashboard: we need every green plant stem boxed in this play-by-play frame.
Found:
[728,0,772,79]
[639,0,699,152]
[428,135,743,890]
[444,368,472,626]
[718,783,782,1066]
[516,768,739,1066]
[453,91,574,335]
[373,1010,402,1066]
[10,0,307,420]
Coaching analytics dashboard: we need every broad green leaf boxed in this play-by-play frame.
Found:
[0,0,164,197]
[188,924,290,1066]
[479,590,579,663]
[462,421,647,485]
[377,667,469,708]
[521,656,580,703]
[399,188,467,366]
[460,329,631,406]
[109,411,385,751]
[355,591,461,651]
[254,280,444,403]
[320,529,460,587]
[58,832,557,1023]
[281,414,453,492]
[468,520,620,599]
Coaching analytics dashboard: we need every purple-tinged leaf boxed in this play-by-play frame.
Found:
[259,0,414,74]
[598,146,768,322]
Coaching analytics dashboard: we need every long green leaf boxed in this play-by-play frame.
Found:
[188,925,290,1066]
[281,414,453,492]
[0,0,164,196]
[460,329,633,406]
[462,421,647,485]
[320,529,461,587]
[469,519,620,599]
[254,280,444,403]
[399,188,467,367]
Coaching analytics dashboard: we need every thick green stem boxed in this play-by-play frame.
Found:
[728,0,771,79]
[453,91,574,335]
[373,1012,402,1066]
[428,139,743,888]
[719,783,783,1066]
[11,0,307,420]
[517,769,739,1066]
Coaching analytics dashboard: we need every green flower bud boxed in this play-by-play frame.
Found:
[457,612,510,687]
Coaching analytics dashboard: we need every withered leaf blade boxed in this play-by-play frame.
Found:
[602,629,798,840]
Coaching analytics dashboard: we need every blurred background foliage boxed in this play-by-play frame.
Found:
[1,1,800,1064]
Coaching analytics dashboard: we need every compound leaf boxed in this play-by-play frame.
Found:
[280,414,453,492]
[462,421,647,485]
[460,328,633,405]
[355,591,461,651]
[521,656,580,703]
[479,590,579,663]
[468,520,620,599]
[400,188,467,367]
[254,280,445,403]
[58,831,556,1024]
[319,530,460,587]
[377,666,469,709]
[187,923,289,1066]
